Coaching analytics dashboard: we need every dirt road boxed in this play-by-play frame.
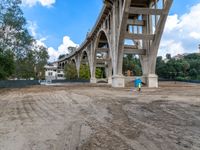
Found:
[0,82,200,150]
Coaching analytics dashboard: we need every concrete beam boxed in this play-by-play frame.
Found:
[127,19,145,26]
[96,48,109,52]
[125,33,155,40]
[128,7,167,15]
[96,58,111,63]
[124,46,146,55]
[98,40,108,44]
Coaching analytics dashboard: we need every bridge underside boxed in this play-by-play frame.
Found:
[57,0,173,88]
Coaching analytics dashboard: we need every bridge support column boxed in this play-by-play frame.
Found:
[75,55,81,78]
[112,75,125,87]
[90,77,97,83]
[143,74,158,88]
[108,77,112,84]
[107,61,112,84]
[140,55,158,88]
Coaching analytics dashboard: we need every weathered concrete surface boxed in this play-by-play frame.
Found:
[0,82,200,150]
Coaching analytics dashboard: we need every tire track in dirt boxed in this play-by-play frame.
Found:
[47,94,68,116]
[58,121,81,150]
[34,96,60,121]
[22,98,34,122]
[0,93,17,119]
[0,100,9,118]
[16,100,30,123]
[38,96,65,120]
[27,99,50,122]
[123,100,200,150]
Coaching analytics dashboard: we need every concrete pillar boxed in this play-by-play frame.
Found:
[112,75,125,87]
[111,0,126,88]
[89,42,97,83]
[75,55,81,78]
[107,61,112,84]
[108,77,112,84]
[140,13,159,88]
[90,77,97,83]
[144,74,158,88]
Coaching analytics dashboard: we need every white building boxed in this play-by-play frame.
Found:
[44,62,65,80]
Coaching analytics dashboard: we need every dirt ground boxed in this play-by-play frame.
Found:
[0,82,200,150]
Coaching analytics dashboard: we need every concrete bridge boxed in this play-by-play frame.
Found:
[57,0,173,87]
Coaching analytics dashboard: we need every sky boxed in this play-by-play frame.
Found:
[21,0,200,62]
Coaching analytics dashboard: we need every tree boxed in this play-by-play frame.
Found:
[68,46,76,54]
[95,68,103,78]
[181,60,190,76]
[64,63,78,79]
[184,53,200,60]
[0,0,35,79]
[14,50,35,79]
[0,0,49,80]
[0,49,15,79]
[155,53,200,80]
[58,54,65,60]
[79,64,90,79]
[34,45,49,79]
[123,54,142,76]
[156,56,165,77]
[166,53,171,60]
[0,0,33,56]
[189,68,198,79]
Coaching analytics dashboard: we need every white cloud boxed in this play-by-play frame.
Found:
[27,20,77,62]
[39,0,55,7]
[57,36,78,54]
[159,40,185,57]
[164,14,180,33]
[32,36,78,62]
[47,47,58,62]
[159,3,200,57]
[22,0,55,7]
[36,38,47,47]
[47,36,79,62]
[28,21,37,37]
[189,32,200,40]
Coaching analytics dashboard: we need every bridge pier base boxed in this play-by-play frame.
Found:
[108,77,112,84]
[112,75,125,87]
[144,74,158,88]
[90,77,97,83]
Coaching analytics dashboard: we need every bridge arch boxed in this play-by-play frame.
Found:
[70,58,76,64]
[94,30,112,84]
[79,50,91,80]
[96,29,111,48]
[80,50,89,63]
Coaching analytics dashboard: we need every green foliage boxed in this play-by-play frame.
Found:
[15,50,35,79]
[189,68,198,79]
[184,53,200,60]
[95,67,105,78]
[64,63,78,80]
[123,54,142,76]
[58,54,65,60]
[0,0,49,80]
[0,49,15,79]
[156,53,200,80]
[34,45,49,79]
[166,53,171,60]
[79,64,90,80]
